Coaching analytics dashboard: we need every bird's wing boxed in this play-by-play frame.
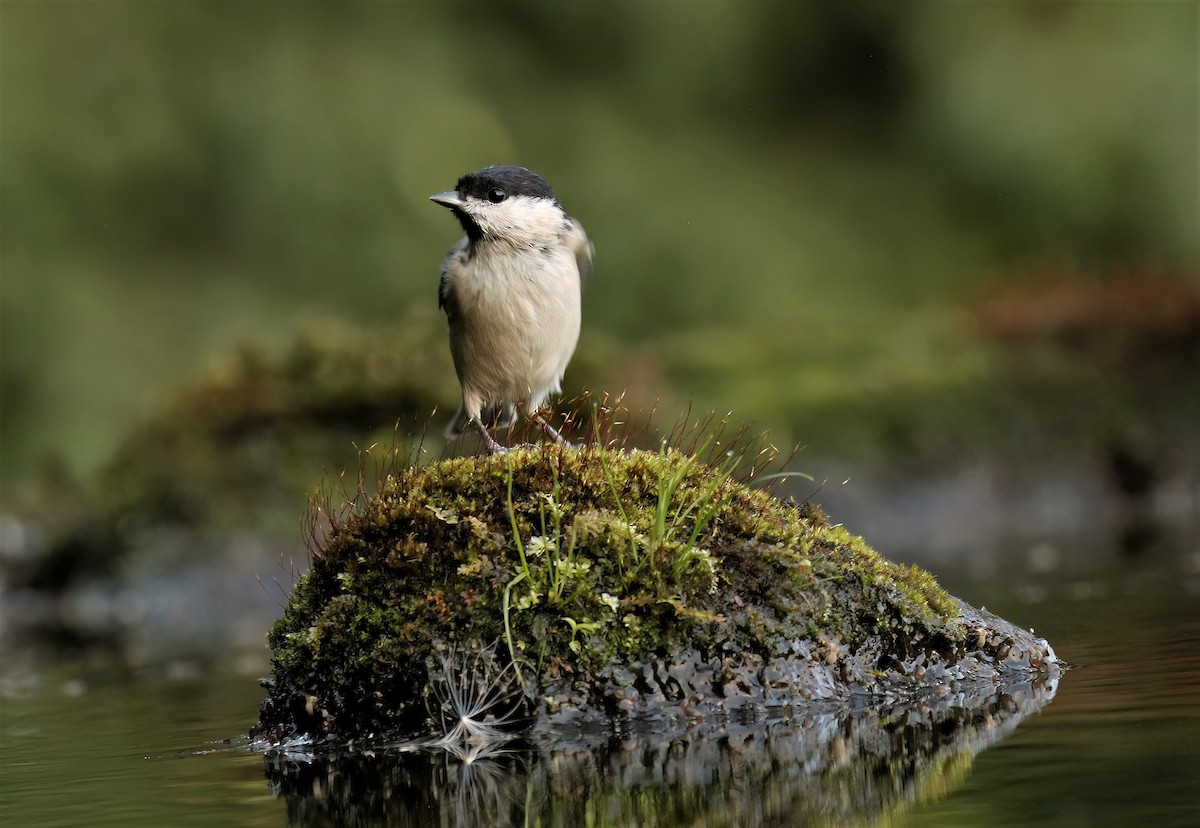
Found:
[438,237,469,312]
[565,218,594,288]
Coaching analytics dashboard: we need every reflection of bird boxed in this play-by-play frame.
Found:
[431,166,593,453]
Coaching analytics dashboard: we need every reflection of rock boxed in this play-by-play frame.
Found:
[261,672,1058,826]
[252,445,1060,743]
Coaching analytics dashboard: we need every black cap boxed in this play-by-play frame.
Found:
[455,166,558,203]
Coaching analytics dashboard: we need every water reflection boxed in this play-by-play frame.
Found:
[264,675,1057,827]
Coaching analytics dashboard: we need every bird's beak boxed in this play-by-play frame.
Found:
[430,191,466,209]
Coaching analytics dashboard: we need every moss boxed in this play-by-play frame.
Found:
[257,444,964,742]
[98,312,455,531]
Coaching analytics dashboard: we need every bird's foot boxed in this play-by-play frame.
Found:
[470,418,508,454]
[530,413,573,447]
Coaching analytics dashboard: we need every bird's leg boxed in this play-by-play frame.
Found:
[530,412,570,446]
[469,418,508,454]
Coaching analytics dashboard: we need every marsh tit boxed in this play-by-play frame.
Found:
[430,165,593,453]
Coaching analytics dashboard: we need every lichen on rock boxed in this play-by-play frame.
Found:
[252,444,1059,745]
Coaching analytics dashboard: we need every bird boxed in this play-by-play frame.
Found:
[430,165,593,454]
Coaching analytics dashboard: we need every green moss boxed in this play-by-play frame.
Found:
[98,312,454,529]
[260,444,962,740]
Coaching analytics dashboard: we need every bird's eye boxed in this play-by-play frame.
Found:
[487,188,507,203]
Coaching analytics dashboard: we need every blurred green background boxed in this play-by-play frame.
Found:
[2,0,1197,500]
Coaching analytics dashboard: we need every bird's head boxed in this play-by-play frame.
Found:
[430,165,566,247]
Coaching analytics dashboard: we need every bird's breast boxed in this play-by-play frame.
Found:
[452,248,578,325]
[447,247,581,401]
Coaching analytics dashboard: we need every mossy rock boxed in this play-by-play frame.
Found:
[100,313,454,531]
[253,445,1059,744]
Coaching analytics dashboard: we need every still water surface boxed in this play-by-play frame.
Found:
[3,531,1197,827]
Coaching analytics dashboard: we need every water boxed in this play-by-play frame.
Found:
[3,528,1197,826]
[1,656,275,826]
[897,562,1200,827]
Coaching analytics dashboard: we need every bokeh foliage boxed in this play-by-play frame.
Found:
[2,0,1196,491]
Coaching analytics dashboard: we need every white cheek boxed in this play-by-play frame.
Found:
[481,197,563,245]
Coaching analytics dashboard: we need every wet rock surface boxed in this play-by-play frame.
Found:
[533,599,1058,729]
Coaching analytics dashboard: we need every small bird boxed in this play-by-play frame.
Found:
[430,165,593,453]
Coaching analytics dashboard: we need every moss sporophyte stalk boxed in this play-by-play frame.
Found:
[255,443,1047,745]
